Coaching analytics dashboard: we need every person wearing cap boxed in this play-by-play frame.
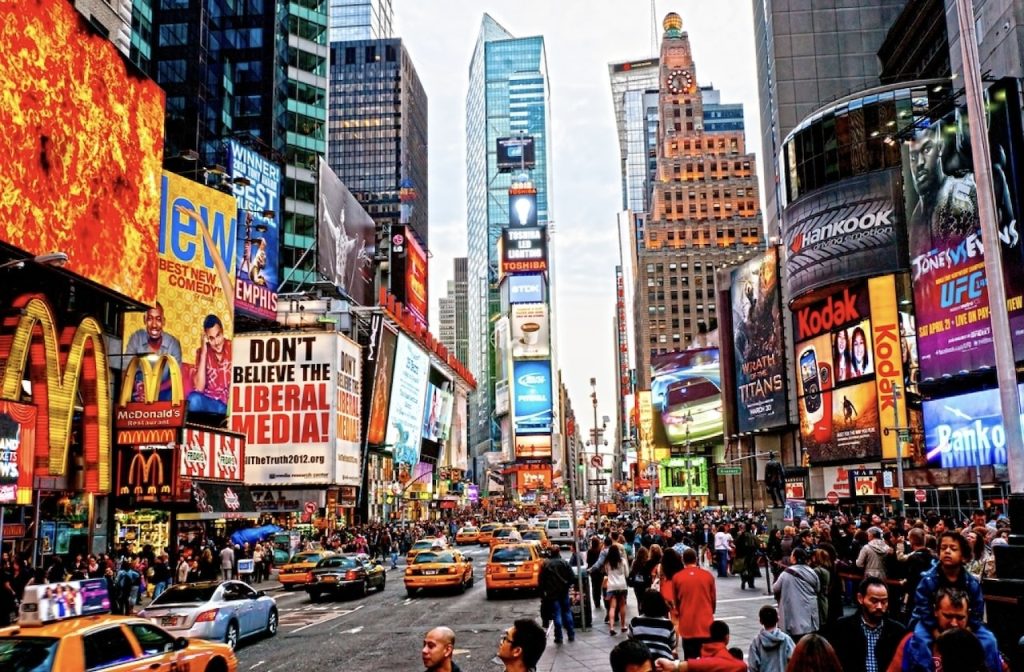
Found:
[857,527,892,580]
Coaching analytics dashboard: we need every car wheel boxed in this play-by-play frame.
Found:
[224,621,239,651]
[467,572,475,588]
[204,657,228,672]
[486,589,496,600]
[359,580,369,597]
[265,608,278,637]
[457,577,466,594]
[308,591,320,603]
[377,575,386,592]
[406,587,417,598]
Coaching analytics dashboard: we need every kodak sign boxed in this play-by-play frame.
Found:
[116,355,185,430]
[868,276,909,460]
[793,283,870,342]
[0,294,111,493]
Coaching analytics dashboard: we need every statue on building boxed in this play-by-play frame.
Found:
[763,452,786,508]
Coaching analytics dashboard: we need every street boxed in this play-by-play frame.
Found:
[231,552,779,672]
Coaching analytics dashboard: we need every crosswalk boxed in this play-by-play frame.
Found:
[277,604,362,631]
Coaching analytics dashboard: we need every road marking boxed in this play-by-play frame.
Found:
[341,625,363,634]
[289,605,363,634]
[249,662,265,671]
[716,615,747,621]
[403,597,414,605]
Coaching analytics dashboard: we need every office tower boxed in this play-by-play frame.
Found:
[329,0,393,43]
[439,280,457,352]
[465,14,552,464]
[752,0,908,236]
[128,0,152,73]
[609,58,661,212]
[452,257,470,365]
[327,38,429,255]
[75,0,132,59]
[635,13,764,390]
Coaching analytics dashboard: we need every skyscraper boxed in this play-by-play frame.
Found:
[752,0,908,237]
[609,58,661,213]
[635,13,764,390]
[465,15,552,466]
[439,280,457,352]
[329,0,393,43]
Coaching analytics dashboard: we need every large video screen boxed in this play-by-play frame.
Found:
[650,349,722,445]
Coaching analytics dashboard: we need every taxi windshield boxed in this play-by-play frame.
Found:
[0,636,59,672]
[317,557,358,569]
[415,552,455,564]
[290,553,324,563]
[493,528,512,537]
[150,584,218,606]
[492,547,532,562]
[523,531,542,540]
[412,540,440,550]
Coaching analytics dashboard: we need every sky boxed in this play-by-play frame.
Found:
[395,0,763,447]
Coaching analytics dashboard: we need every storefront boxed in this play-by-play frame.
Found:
[175,481,259,549]
[657,456,709,510]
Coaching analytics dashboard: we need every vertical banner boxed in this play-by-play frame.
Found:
[124,172,237,417]
[227,140,281,320]
[335,335,362,487]
[385,334,430,466]
[452,388,469,472]
[0,401,37,505]
[316,158,376,307]
[365,315,398,446]
[868,276,909,459]
[231,334,337,484]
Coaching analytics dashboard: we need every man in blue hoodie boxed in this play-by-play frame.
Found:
[747,605,794,672]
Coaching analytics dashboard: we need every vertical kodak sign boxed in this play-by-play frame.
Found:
[869,275,908,460]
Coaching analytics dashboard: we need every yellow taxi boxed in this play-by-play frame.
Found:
[404,549,475,597]
[405,537,449,565]
[522,528,551,550]
[455,526,480,545]
[485,543,543,599]
[477,522,500,546]
[488,526,521,548]
[0,580,237,672]
[278,550,336,590]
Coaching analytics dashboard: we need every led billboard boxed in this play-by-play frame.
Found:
[316,158,376,307]
[512,360,553,436]
[228,141,281,321]
[0,0,166,304]
[730,248,787,432]
[365,315,398,446]
[922,384,1024,469]
[501,227,548,275]
[511,304,550,359]
[384,334,430,466]
[507,274,545,304]
[650,349,722,445]
[658,457,709,496]
[509,193,538,227]
[395,226,428,327]
[496,136,536,172]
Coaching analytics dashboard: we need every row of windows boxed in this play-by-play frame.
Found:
[648,226,759,242]
[647,274,716,287]
[648,289,710,301]
[656,201,759,217]
[646,303,716,316]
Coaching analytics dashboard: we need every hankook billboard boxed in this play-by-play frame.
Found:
[782,169,905,300]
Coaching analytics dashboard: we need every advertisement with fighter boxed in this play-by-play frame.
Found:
[317,158,376,307]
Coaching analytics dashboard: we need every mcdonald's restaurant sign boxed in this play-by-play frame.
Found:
[117,444,183,503]
[116,355,185,430]
[0,294,111,493]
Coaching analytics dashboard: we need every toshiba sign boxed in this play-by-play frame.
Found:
[782,169,906,300]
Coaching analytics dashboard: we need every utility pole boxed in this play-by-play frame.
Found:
[590,377,601,506]
[892,383,905,516]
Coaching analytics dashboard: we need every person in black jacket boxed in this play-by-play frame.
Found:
[539,546,576,644]
[825,577,906,672]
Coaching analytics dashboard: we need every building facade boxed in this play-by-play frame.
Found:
[438,280,457,352]
[329,0,393,43]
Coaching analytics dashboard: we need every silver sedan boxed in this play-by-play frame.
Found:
[138,580,278,650]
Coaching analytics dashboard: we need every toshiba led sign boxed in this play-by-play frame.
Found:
[501,226,548,275]
[782,169,906,300]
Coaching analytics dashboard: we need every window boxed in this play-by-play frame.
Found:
[84,628,137,670]
[129,624,175,657]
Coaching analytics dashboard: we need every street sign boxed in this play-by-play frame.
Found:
[588,478,608,485]
[718,466,742,476]
[644,465,657,477]
[915,489,927,503]
[826,491,839,505]
[590,454,604,469]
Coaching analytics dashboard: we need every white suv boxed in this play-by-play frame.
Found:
[545,517,574,546]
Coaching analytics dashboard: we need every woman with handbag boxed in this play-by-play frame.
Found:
[629,546,652,613]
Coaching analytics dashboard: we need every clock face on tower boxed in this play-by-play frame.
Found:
[666,68,694,95]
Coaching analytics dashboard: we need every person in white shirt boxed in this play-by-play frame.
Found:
[714,525,734,578]
[220,545,236,581]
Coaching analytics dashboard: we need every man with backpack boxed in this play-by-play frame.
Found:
[113,561,140,615]
[539,546,576,644]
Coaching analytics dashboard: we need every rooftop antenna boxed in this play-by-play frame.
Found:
[651,0,657,56]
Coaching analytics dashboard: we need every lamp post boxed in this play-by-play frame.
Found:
[591,378,600,505]
[682,411,694,524]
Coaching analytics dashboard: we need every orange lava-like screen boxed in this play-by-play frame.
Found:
[0,0,165,304]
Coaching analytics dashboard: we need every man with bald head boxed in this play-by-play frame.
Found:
[422,627,462,672]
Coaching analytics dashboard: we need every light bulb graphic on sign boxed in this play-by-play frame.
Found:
[514,196,533,226]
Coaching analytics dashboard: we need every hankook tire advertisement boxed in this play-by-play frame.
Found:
[783,169,906,300]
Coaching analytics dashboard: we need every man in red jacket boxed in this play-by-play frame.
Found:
[670,548,717,660]
[655,621,746,672]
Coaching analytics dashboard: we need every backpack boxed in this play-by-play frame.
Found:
[116,571,133,594]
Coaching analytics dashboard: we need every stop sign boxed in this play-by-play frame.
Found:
[915,489,927,503]
[826,491,839,505]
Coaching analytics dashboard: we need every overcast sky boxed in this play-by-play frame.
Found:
[395,1,762,444]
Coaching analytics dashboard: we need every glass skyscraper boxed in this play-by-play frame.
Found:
[465,14,552,469]
[328,0,393,43]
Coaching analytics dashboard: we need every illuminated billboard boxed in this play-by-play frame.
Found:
[0,401,37,505]
[228,141,281,321]
[507,274,545,304]
[657,457,709,496]
[509,193,538,227]
[501,227,549,275]
[365,314,398,447]
[512,360,553,436]
[384,334,430,466]
[316,158,376,307]
[730,248,787,432]
[394,226,428,328]
[510,304,550,359]
[124,172,237,418]
[650,349,722,445]
[922,384,1024,469]
[0,0,166,304]
[496,136,536,172]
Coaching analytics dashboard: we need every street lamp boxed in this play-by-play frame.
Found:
[681,410,694,524]
[587,378,609,507]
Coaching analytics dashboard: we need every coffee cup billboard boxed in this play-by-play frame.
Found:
[511,304,550,359]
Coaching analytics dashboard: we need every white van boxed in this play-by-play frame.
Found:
[545,516,574,546]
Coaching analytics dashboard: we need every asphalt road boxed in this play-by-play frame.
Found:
[233,544,544,672]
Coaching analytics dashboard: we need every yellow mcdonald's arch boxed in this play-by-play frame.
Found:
[119,354,184,406]
[121,449,169,496]
[0,294,111,493]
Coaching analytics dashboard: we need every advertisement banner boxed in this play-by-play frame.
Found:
[515,434,552,461]
[179,427,244,482]
[923,384,1024,468]
[782,169,905,300]
[657,457,709,496]
[511,304,550,359]
[421,384,451,443]
[365,316,398,447]
[507,274,544,304]
[231,334,337,484]
[501,227,549,275]
[831,380,880,461]
[512,360,553,436]
[495,316,511,382]
[316,158,376,307]
[385,334,430,466]
[496,136,536,171]
[0,401,36,505]
[117,445,178,503]
[227,141,281,321]
[509,192,538,227]
[399,227,429,327]
[0,0,165,305]
[251,489,325,516]
[650,349,722,445]
[453,389,469,471]
[519,468,551,491]
[730,248,787,432]
[868,275,909,459]
[335,335,362,487]
[124,172,237,420]
[495,380,510,417]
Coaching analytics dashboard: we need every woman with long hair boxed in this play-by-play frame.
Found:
[833,329,852,382]
[784,633,843,672]
[850,327,871,376]
[809,549,832,627]
[586,535,604,612]
[629,546,652,613]
[603,543,630,635]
